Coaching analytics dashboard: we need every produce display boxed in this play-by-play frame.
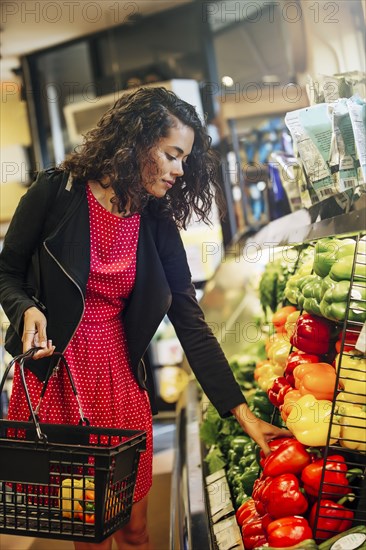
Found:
[199,234,366,549]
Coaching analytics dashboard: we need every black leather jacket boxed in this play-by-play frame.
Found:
[0,170,246,416]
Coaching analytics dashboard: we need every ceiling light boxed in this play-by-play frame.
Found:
[222,76,234,87]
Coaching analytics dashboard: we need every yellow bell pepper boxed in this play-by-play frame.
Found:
[267,340,292,367]
[254,361,284,391]
[286,394,340,446]
[335,353,366,406]
[285,310,301,340]
[61,478,84,519]
[60,477,95,520]
[336,398,366,452]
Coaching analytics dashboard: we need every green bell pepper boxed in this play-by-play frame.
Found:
[239,453,257,470]
[230,436,251,452]
[227,465,242,483]
[313,238,356,277]
[299,274,323,316]
[329,256,366,282]
[235,490,249,508]
[251,391,274,415]
[239,465,260,495]
[320,280,366,323]
[284,260,314,305]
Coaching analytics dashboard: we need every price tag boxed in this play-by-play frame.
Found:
[212,503,234,524]
[355,322,366,353]
[214,516,244,549]
[206,469,226,485]
[207,477,232,517]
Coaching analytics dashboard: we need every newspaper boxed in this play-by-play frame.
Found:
[330,99,361,192]
[285,104,337,202]
[347,95,366,182]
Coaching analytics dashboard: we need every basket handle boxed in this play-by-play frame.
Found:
[37,351,89,426]
[0,348,89,443]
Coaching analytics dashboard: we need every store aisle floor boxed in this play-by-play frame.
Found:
[0,418,175,550]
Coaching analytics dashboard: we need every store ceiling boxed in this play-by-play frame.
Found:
[0,0,191,81]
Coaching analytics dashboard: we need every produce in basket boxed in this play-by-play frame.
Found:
[61,477,95,523]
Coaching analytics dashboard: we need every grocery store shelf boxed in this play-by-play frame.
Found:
[244,204,366,247]
[171,381,214,549]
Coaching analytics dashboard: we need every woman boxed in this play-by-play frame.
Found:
[0,87,287,549]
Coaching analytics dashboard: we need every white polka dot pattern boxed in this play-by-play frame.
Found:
[8,186,153,502]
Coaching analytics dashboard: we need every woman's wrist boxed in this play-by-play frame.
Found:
[231,402,258,425]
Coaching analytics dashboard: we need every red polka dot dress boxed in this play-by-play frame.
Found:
[7,185,153,502]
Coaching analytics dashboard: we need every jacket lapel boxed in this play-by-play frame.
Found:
[123,213,172,369]
[45,183,90,293]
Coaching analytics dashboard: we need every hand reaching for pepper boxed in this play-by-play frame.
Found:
[231,403,290,456]
[22,306,55,359]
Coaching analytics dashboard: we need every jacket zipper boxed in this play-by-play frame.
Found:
[140,356,147,386]
[43,241,85,363]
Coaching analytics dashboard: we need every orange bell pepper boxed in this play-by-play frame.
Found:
[293,362,337,401]
[280,389,302,422]
[272,306,297,333]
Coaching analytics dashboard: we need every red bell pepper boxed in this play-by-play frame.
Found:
[290,313,334,355]
[267,377,293,407]
[267,516,313,547]
[241,518,267,550]
[262,474,308,518]
[252,475,273,516]
[309,499,354,540]
[301,455,350,499]
[261,512,273,535]
[335,325,361,353]
[284,351,321,387]
[262,438,312,478]
[259,437,293,468]
[236,498,257,527]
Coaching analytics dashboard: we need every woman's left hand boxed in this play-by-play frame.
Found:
[231,403,290,456]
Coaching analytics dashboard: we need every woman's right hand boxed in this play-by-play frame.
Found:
[22,306,55,359]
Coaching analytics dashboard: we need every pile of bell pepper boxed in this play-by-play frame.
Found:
[302,237,366,324]
[334,351,366,451]
[254,306,300,392]
[235,438,356,548]
[264,311,343,447]
[60,477,95,523]
[226,434,261,507]
[283,237,366,324]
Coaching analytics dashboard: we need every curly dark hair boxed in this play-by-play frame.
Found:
[61,86,225,228]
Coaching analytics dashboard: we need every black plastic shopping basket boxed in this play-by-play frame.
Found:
[0,349,146,542]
